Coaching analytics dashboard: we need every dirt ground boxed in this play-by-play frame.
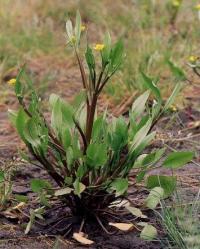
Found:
[0,60,200,248]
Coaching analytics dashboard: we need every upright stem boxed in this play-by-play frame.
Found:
[74,48,88,92]
[85,93,98,144]
[74,47,92,139]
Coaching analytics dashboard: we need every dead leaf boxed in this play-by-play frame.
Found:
[109,222,134,231]
[1,210,18,219]
[109,199,130,208]
[73,232,94,245]
[54,187,73,196]
[12,202,26,210]
[188,120,200,129]
[126,206,147,219]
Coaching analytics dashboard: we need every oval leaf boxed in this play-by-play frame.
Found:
[73,180,86,197]
[140,224,157,241]
[126,206,147,219]
[54,187,73,196]
[145,187,164,209]
[110,178,128,197]
[30,179,51,193]
[73,232,94,245]
[109,222,134,231]
[163,151,194,169]
[146,175,177,197]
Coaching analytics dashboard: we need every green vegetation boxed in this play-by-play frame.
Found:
[7,12,194,242]
[0,164,13,210]
[0,0,199,247]
[159,190,200,249]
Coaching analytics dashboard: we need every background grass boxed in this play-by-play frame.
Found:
[160,190,200,249]
[0,0,200,104]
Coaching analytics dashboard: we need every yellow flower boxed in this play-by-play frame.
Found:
[170,105,177,112]
[7,78,16,85]
[81,25,86,31]
[189,55,198,63]
[172,0,181,7]
[94,44,105,51]
[195,4,200,11]
[70,35,76,44]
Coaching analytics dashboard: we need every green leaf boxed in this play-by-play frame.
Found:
[163,82,182,112]
[166,59,187,81]
[134,149,164,169]
[66,19,73,40]
[92,116,105,141]
[142,148,166,166]
[16,108,29,142]
[14,194,29,203]
[140,224,157,241]
[49,93,59,108]
[134,149,165,182]
[141,72,161,103]
[23,116,48,156]
[15,67,24,102]
[146,175,177,197]
[130,118,152,151]
[145,187,164,209]
[51,98,62,136]
[50,95,74,132]
[136,171,146,183]
[110,117,128,151]
[72,90,86,112]
[131,132,156,162]
[75,10,81,45]
[30,179,51,193]
[151,102,161,120]
[102,31,111,66]
[110,178,128,197]
[133,154,147,168]
[85,46,95,84]
[110,39,124,71]
[61,127,71,150]
[39,193,50,207]
[73,180,86,197]
[76,164,87,179]
[24,118,41,149]
[163,151,194,169]
[66,146,74,168]
[61,102,74,127]
[0,171,4,182]
[86,143,108,168]
[131,91,150,119]
[64,177,73,185]
[85,45,95,68]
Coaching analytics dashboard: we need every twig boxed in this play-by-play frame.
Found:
[155,133,200,142]
[95,215,115,235]
[79,218,85,233]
